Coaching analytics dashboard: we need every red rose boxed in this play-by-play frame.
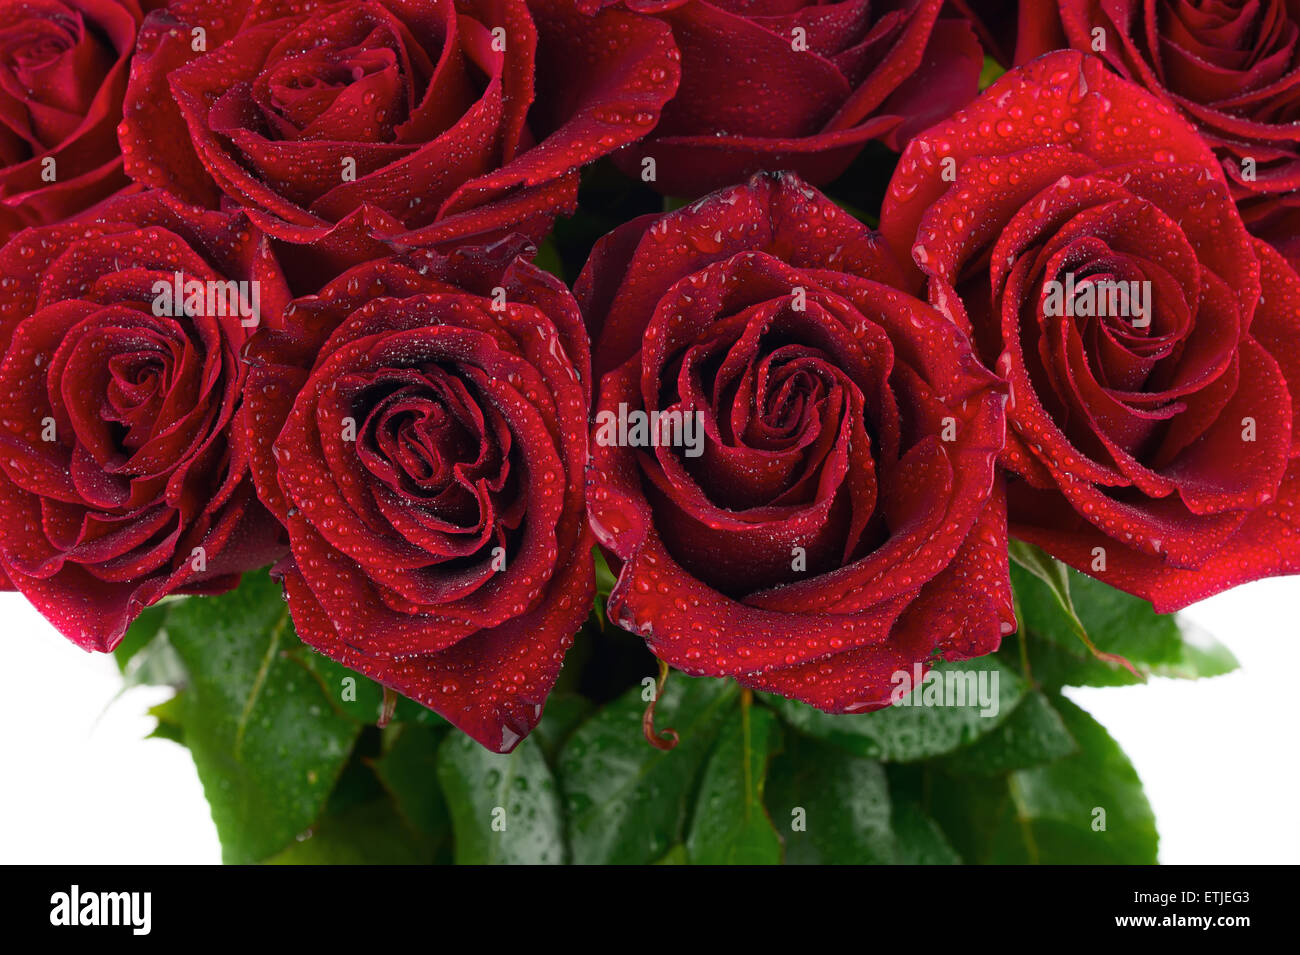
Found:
[594,0,983,196]
[0,0,139,245]
[0,190,289,650]
[244,241,593,751]
[118,0,680,276]
[1017,1,1300,259]
[881,52,1300,611]
[581,172,1010,712]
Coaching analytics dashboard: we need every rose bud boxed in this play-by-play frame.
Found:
[0,0,139,245]
[881,51,1300,611]
[0,190,290,650]
[581,171,1011,712]
[245,240,593,751]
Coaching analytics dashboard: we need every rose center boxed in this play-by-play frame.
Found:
[1,16,79,72]
[351,368,511,533]
[87,327,183,455]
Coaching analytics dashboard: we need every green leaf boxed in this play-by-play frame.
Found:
[147,694,185,744]
[592,546,617,629]
[114,602,189,692]
[289,647,387,723]
[1009,540,1082,623]
[263,798,435,865]
[164,570,362,864]
[436,731,565,864]
[593,547,617,596]
[1011,563,1238,686]
[687,704,782,864]
[369,724,451,843]
[653,844,688,865]
[113,603,169,673]
[559,674,738,864]
[1011,543,1151,681]
[891,799,961,865]
[1149,620,1238,679]
[764,656,1025,762]
[939,690,1077,776]
[927,696,1158,864]
[289,644,451,726]
[323,738,389,815]
[765,735,894,864]
[122,636,187,692]
[531,693,594,764]
[391,694,451,727]
[979,54,1007,91]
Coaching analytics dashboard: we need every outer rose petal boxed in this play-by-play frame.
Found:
[871,16,984,151]
[281,535,593,752]
[1010,241,1300,610]
[119,4,256,205]
[580,170,906,380]
[742,481,1014,710]
[881,51,1223,281]
[608,0,980,195]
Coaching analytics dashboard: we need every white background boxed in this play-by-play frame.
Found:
[1,577,1296,865]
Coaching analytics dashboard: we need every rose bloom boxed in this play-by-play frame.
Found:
[244,241,593,751]
[581,172,1011,712]
[594,0,983,196]
[881,51,1300,611]
[0,0,139,245]
[1016,1,1300,259]
[0,190,289,650]
[119,0,679,274]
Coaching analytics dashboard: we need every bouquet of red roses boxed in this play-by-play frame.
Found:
[2,0,1295,865]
